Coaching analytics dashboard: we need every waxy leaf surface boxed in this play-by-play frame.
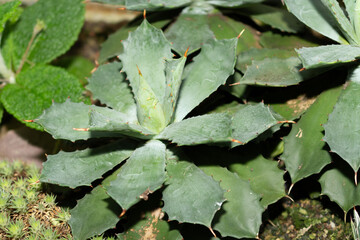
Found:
[200,166,263,238]
[86,61,137,121]
[319,164,360,213]
[281,86,342,184]
[230,153,285,207]
[107,140,166,210]
[158,113,232,145]
[324,68,360,172]
[35,101,123,141]
[297,45,360,69]
[165,11,214,55]
[174,38,237,122]
[41,141,135,188]
[162,159,225,226]
[284,0,347,44]
[69,168,123,240]
[1,65,86,130]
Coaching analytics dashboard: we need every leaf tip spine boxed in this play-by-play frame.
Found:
[119,209,126,218]
[209,227,217,238]
[231,139,243,144]
[237,29,245,39]
[184,47,190,57]
[299,67,306,72]
[23,119,35,123]
[143,9,146,19]
[136,65,143,77]
[73,128,90,131]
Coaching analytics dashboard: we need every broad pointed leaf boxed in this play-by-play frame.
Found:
[231,103,284,146]
[69,168,123,240]
[40,140,135,188]
[297,45,360,69]
[163,56,187,124]
[157,113,232,146]
[86,61,137,120]
[89,108,155,139]
[174,38,237,122]
[119,19,171,105]
[107,140,166,210]
[162,159,225,226]
[1,65,87,130]
[200,166,263,238]
[0,0,21,33]
[208,13,260,54]
[236,48,297,72]
[324,67,360,173]
[99,20,171,64]
[229,153,285,207]
[319,163,360,213]
[284,0,347,44]
[118,209,183,240]
[240,57,305,86]
[35,101,123,141]
[344,0,357,26]
[2,0,85,69]
[281,86,342,184]
[321,0,358,45]
[165,8,214,55]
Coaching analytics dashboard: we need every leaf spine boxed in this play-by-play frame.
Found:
[237,29,245,39]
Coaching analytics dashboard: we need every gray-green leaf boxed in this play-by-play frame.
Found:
[162,159,225,227]
[107,140,166,210]
[40,140,135,188]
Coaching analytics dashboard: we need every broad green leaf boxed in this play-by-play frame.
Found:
[240,57,305,86]
[135,66,166,133]
[231,103,284,147]
[281,86,342,184]
[107,140,166,210]
[157,113,232,146]
[99,20,170,64]
[206,0,264,7]
[229,153,285,207]
[125,0,191,10]
[344,0,357,26]
[69,168,123,240]
[2,0,85,69]
[35,101,123,141]
[208,13,260,54]
[40,140,135,188]
[162,159,225,226]
[0,0,21,33]
[0,103,3,124]
[118,209,183,240]
[86,61,137,120]
[54,56,94,85]
[242,4,304,33]
[1,65,86,130]
[260,32,318,50]
[284,0,347,44]
[324,68,360,173]
[174,38,237,122]
[319,164,360,213]
[164,5,214,54]
[236,48,297,72]
[321,0,358,45]
[200,166,263,238]
[119,19,171,131]
[88,108,155,139]
[354,0,360,39]
[163,57,186,124]
[297,45,360,69]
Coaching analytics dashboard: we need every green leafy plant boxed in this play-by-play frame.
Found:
[281,0,360,218]
[34,10,299,238]
[0,0,87,129]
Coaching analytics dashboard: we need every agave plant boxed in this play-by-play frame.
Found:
[34,14,293,239]
[281,0,360,216]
